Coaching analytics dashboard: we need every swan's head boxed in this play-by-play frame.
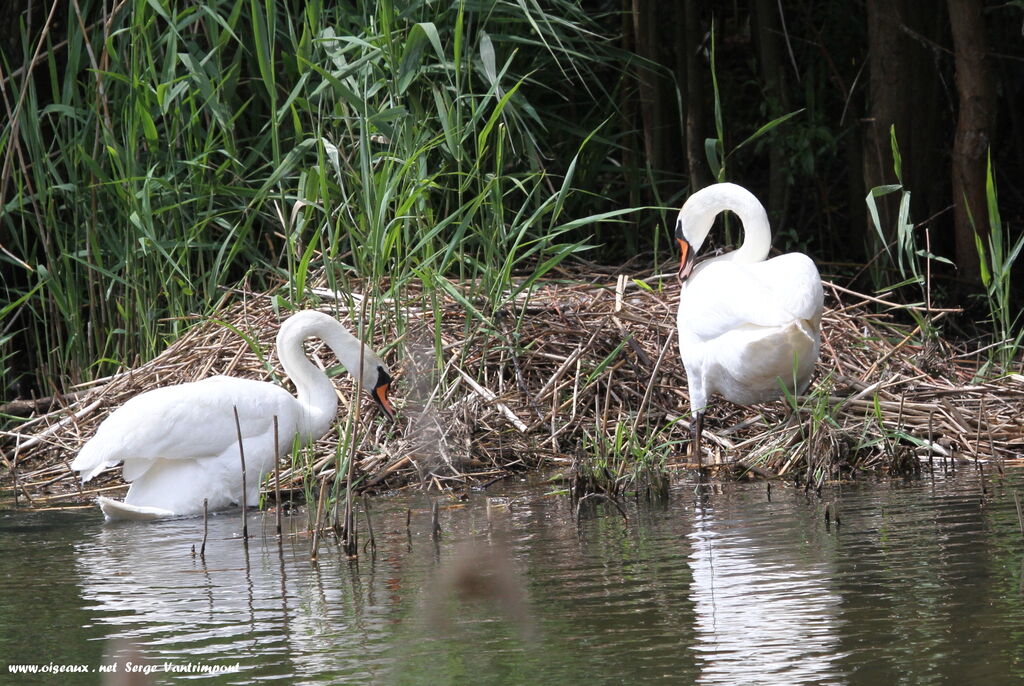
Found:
[674,212,703,282]
[369,364,396,421]
[674,182,770,281]
[279,310,397,422]
[343,344,396,422]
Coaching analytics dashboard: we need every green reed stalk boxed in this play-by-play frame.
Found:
[1,0,633,412]
[972,153,1024,373]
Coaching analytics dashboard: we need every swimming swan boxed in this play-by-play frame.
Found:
[675,183,823,460]
[71,310,395,520]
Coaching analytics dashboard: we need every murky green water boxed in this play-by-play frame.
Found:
[2,469,1024,685]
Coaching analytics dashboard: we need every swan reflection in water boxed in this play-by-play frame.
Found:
[686,499,844,684]
[72,488,845,684]
[72,513,401,681]
[72,507,534,682]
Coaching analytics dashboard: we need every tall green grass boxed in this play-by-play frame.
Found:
[867,131,1021,374]
[704,21,804,186]
[972,154,1024,373]
[865,127,952,353]
[0,0,630,402]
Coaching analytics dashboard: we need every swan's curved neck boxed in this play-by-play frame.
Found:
[277,313,375,443]
[278,329,339,443]
[678,183,771,264]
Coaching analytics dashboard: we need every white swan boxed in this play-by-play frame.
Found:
[675,183,823,460]
[71,310,395,521]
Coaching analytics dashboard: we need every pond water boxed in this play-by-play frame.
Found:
[2,468,1024,685]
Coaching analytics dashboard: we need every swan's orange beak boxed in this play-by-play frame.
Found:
[374,383,395,420]
[371,366,396,421]
[677,237,695,282]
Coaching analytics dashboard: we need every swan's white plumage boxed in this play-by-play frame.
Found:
[70,310,394,521]
[675,183,823,449]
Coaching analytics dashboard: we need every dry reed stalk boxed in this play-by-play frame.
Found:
[362,493,376,555]
[310,478,329,562]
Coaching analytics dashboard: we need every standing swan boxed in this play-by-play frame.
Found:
[675,183,823,460]
[71,310,395,520]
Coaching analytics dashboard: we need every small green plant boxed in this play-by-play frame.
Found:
[867,128,953,291]
[866,127,951,345]
[574,414,682,504]
[972,153,1024,373]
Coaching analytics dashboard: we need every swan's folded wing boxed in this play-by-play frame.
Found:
[764,253,824,324]
[679,253,822,342]
[74,377,297,482]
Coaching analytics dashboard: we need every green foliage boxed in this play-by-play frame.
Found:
[0,0,625,401]
[972,153,1024,373]
[704,20,805,184]
[865,127,952,346]
[866,128,951,289]
[576,416,680,501]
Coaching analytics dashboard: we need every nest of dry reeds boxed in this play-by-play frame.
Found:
[4,265,1024,507]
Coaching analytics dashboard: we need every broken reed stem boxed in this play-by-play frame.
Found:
[1014,491,1024,539]
[362,493,376,555]
[406,507,412,550]
[200,497,208,559]
[310,478,329,562]
[431,499,441,541]
[342,431,358,557]
[928,411,935,471]
[975,396,985,469]
[233,405,248,542]
[342,298,367,558]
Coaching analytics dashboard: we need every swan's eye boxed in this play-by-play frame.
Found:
[674,217,684,239]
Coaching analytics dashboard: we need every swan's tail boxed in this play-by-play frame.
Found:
[97,497,176,521]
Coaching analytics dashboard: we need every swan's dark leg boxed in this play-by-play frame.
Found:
[691,410,704,466]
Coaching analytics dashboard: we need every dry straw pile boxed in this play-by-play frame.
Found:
[3,266,1023,507]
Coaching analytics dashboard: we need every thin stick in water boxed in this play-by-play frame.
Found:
[1014,491,1024,539]
[233,406,248,541]
[362,493,376,555]
[928,410,935,472]
[201,497,208,559]
[431,499,441,541]
[406,507,412,551]
[273,415,282,537]
[311,478,329,562]
[975,396,985,469]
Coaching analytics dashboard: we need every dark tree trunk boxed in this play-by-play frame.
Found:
[863,1,949,263]
[863,0,906,247]
[629,0,686,202]
[753,0,790,230]
[948,0,995,285]
[681,0,707,192]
